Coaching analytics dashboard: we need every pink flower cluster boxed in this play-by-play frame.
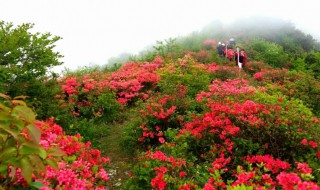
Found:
[253,72,263,80]
[58,72,110,116]
[58,57,163,117]
[246,155,291,173]
[196,79,255,102]
[138,94,179,144]
[107,57,163,104]
[203,156,319,189]
[277,172,319,190]
[301,138,318,149]
[143,151,188,189]
[202,40,217,50]
[253,68,288,85]
[10,118,111,189]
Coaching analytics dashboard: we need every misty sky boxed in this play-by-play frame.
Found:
[1,0,319,72]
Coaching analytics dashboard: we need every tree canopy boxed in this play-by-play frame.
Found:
[0,21,63,86]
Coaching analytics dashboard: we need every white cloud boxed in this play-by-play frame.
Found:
[1,0,319,71]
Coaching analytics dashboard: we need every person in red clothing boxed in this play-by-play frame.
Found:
[224,47,235,61]
[235,48,247,68]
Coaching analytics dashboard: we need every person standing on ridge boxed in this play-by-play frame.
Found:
[228,38,236,49]
[217,42,224,56]
[235,48,247,68]
[225,46,235,61]
[221,43,226,57]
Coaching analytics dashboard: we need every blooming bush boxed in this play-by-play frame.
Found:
[4,118,110,189]
[202,40,217,50]
[208,64,249,81]
[244,61,273,75]
[107,57,162,105]
[134,92,184,147]
[124,78,320,189]
[188,50,215,63]
[57,57,163,124]
[0,94,59,189]
[0,95,110,189]
[34,119,110,189]
[252,68,288,85]
[57,72,121,120]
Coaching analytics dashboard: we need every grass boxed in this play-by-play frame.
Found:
[96,108,140,190]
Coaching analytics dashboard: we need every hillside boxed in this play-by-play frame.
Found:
[1,18,320,189]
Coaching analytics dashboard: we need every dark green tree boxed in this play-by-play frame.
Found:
[0,21,63,95]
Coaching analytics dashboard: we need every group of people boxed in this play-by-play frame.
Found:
[217,38,247,68]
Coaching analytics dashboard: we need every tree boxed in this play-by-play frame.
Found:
[0,21,63,94]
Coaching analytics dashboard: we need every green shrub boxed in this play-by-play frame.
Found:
[246,38,289,68]
[0,94,61,188]
[157,56,211,98]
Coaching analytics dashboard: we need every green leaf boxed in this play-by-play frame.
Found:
[0,121,18,139]
[0,146,17,162]
[0,136,4,147]
[26,123,41,143]
[0,104,10,112]
[39,148,47,160]
[19,142,42,155]
[0,165,8,177]
[46,158,58,171]
[92,165,99,173]
[12,105,35,122]
[48,146,65,157]
[11,119,24,130]
[0,112,12,121]
[29,155,46,177]
[20,157,33,184]
[30,181,44,189]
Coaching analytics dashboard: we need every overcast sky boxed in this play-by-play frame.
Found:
[1,0,319,72]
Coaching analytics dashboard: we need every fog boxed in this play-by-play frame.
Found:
[1,0,319,71]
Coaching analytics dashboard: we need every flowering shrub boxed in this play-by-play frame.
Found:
[57,57,163,122]
[57,72,121,120]
[124,150,197,190]
[8,118,111,189]
[107,57,162,105]
[244,61,272,75]
[135,93,183,147]
[196,78,255,103]
[34,119,110,189]
[203,156,319,189]
[125,78,320,189]
[188,50,215,63]
[0,94,110,189]
[252,68,288,85]
[202,40,217,50]
[0,94,60,189]
[127,146,320,189]
[208,64,249,81]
